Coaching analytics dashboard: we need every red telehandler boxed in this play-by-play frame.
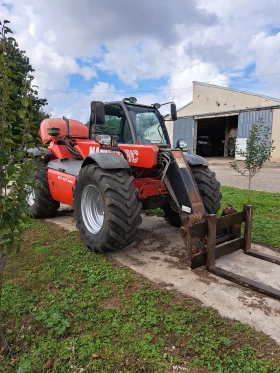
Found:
[27,98,280,299]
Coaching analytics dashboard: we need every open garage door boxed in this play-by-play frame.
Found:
[173,118,194,154]
[196,115,238,157]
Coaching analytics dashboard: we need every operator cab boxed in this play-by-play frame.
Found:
[88,97,177,147]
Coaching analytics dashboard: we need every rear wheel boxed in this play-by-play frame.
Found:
[27,162,60,218]
[74,164,142,252]
[163,165,222,227]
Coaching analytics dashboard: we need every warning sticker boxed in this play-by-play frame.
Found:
[176,158,186,168]
[182,205,191,213]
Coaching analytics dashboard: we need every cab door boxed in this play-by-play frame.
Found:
[104,104,133,144]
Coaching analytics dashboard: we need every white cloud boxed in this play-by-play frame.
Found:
[45,81,121,121]
[32,1,214,83]
[96,39,178,87]
[46,81,173,122]
[168,61,230,108]
[1,0,280,121]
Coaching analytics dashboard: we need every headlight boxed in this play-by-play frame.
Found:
[153,103,161,109]
[47,127,60,137]
[129,97,137,103]
[124,97,137,103]
[176,139,188,149]
[95,134,111,145]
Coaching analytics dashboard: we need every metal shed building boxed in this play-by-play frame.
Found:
[166,82,280,162]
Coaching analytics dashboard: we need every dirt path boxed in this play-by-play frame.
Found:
[45,211,280,344]
[207,159,280,193]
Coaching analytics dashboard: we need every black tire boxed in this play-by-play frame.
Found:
[163,165,222,227]
[190,165,222,214]
[73,164,142,253]
[27,162,60,218]
[162,203,181,227]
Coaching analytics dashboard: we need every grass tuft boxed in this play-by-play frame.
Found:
[0,220,279,372]
[220,186,280,247]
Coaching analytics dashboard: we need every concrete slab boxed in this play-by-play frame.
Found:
[109,216,280,343]
[46,211,280,344]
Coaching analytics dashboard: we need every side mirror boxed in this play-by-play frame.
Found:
[171,102,177,121]
[90,101,105,125]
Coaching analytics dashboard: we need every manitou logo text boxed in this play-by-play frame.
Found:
[58,175,74,184]
[89,147,139,163]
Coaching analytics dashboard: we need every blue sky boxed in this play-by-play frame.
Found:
[68,71,168,96]
[1,0,280,121]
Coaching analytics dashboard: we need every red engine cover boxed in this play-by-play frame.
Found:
[39,118,88,144]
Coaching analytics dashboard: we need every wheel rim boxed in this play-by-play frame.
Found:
[26,186,36,206]
[81,184,104,234]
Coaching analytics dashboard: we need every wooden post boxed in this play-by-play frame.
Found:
[233,223,241,238]
[193,119,198,155]
[206,214,217,270]
[180,225,193,268]
[244,205,253,253]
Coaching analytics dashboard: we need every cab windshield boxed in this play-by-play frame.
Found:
[127,104,167,145]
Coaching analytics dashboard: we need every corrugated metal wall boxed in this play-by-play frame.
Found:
[172,109,273,155]
[173,118,194,154]
[237,110,272,138]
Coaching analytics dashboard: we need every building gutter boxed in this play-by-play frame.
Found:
[165,104,280,121]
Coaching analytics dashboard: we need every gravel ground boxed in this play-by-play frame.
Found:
[207,158,280,193]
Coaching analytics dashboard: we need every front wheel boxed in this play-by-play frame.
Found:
[162,203,181,227]
[190,165,222,214]
[163,165,222,227]
[74,164,142,253]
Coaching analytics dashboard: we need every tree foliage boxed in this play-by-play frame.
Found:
[1,32,49,144]
[0,20,43,356]
[230,120,275,204]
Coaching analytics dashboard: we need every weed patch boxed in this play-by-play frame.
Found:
[220,187,280,248]
[152,187,280,248]
[0,220,279,372]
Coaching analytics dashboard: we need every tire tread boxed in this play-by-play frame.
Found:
[28,163,60,218]
[74,164,142,252]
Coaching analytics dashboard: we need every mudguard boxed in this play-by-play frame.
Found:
[47,159,83,176]
[82,153,130,169]
[183,153,208,166]
[27,147,52,157]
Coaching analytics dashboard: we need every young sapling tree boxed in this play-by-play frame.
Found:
[230,120,275,204]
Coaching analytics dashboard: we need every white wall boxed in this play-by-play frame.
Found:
[179,83,279,117]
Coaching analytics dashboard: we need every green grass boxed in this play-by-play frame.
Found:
[0,220,279,372]
[220,186,280,247]
[149,187,280,248]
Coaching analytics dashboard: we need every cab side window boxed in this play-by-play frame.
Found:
[104,105,132,143]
